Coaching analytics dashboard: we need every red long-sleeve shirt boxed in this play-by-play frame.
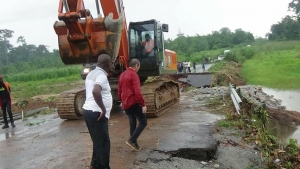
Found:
[118,68,145,110]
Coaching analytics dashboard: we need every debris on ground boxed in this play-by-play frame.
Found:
[25,119,46,126]
[239,85,300,126]
[212,61,246,86]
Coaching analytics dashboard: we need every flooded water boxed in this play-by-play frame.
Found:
[262,87,300,112]
[262,87,300,143]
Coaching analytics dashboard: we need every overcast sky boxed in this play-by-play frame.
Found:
[0,0,294,50]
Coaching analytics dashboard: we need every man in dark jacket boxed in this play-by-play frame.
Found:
[0,75,15,129]
[118,59,147,151]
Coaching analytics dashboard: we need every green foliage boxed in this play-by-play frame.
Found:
[208,61,226,72]
[289,0,300,15]
[217,119,234,128]
[234,119,245,128]
[267,15,300,40]
[255,106,269,130]
[225,112,234,120]
[224,51,238,62]
[241,41,300,89]
[239,47,255,59]
[0,30,65,75]
[286,138,298,156]
[10,76,82,100]
[186,86,197,91]
[6,66,81,82]
[165,27,254,57]
[246,165,254,169]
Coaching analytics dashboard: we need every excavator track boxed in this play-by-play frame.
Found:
[56,80,179,119]
[141,80,180,117]
[56,88,86,119]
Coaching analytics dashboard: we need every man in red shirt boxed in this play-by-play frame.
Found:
[118,59,147,151]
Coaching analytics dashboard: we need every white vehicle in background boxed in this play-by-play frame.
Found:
[224,50,231,55]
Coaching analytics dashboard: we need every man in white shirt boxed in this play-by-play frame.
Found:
[187,61,191,73]
[82,54,113,169]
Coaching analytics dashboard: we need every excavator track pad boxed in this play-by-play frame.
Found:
[141,80,179,117]
[56,88,86,120]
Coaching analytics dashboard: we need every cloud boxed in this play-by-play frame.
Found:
[0,0,293,50]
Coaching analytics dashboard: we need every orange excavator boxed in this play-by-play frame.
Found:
[53,0,179,119]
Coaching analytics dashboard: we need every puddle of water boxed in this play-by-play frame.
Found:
[0,131,15,141]
[262,87,300,143]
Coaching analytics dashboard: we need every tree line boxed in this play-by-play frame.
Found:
[0,30,64,75]
[0,0,299,75]
[265,0,300,40]
[164,28,255,57]
[165,0,300,56]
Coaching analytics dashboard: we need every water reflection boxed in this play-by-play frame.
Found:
[0,130,15,141]
[262,87,300,143]
[268,119,298,143]
[262,87,300,112]
[6,130,15,139]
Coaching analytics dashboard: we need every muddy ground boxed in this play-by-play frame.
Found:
[0,86,264,169]
[4,89,299,168]
[0,62,295,168]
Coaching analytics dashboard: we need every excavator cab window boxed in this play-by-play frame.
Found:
[129,23,155,58]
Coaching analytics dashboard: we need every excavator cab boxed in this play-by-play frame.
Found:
[128,20,169,78]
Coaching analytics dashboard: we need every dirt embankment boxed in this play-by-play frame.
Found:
[11,95,57,114]
[212,61,246,86]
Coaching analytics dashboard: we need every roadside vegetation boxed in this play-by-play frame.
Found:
[7,66,82,101]
[216,97,300,168]
[10,75,82,101]
[242,41,300,89]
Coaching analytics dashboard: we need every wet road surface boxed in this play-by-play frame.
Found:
[0,114,92,169]
[0,92,223,169]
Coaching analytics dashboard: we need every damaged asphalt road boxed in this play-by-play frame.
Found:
[0,86,262,169]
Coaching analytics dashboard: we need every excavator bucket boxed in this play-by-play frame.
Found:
[53,1,124,64]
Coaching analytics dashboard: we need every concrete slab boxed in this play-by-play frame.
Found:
[178,74,213,87]
[153,94,221,161]
[156,110,219,160]
[157,122,217,151]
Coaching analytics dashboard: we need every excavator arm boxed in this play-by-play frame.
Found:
[53,0,179,119]
[54,0,127,69]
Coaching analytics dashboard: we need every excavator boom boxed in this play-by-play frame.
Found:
[53,0,179,119]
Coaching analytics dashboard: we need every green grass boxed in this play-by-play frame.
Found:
[241,41,300,89]
[4,65,83,101]
[11,75,83,101]
[217,119,234,128]
[208,61,226,72]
